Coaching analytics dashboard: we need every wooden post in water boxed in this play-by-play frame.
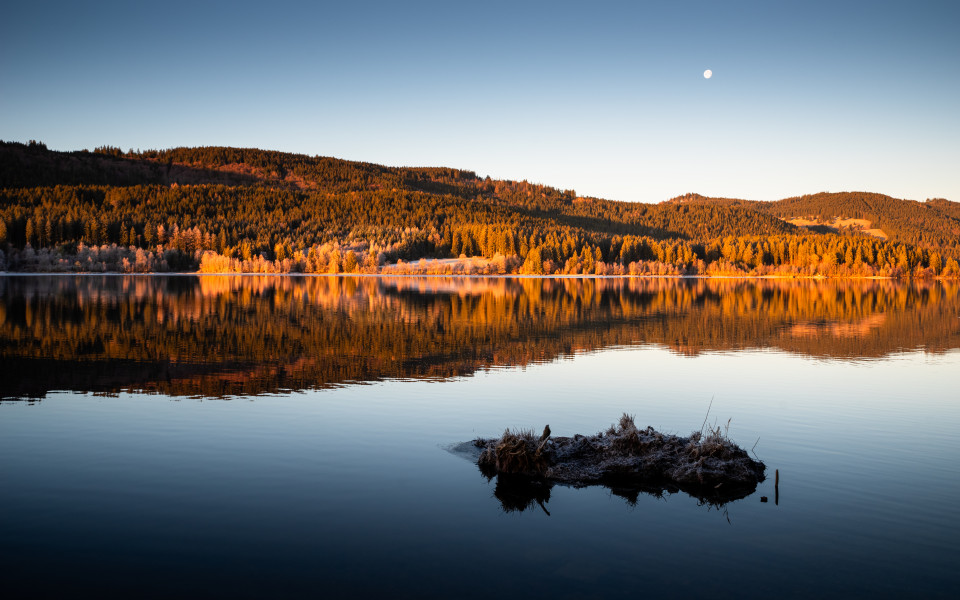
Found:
[775,469,779,506]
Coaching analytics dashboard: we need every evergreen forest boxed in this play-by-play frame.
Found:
[1,140,958,277]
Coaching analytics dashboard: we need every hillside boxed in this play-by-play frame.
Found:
[1,140,957,277]
[671,191,960,252]
[753,192,960,251]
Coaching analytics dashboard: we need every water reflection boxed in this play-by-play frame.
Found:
[1,275,958,399]
[484,472,760,515]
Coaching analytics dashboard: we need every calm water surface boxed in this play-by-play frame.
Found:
[1,275,958,598]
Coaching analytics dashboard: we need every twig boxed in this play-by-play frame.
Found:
[700,395,714,435]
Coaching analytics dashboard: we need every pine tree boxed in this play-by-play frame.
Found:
[929,252,943,274]
[25,218,36,247]
[523,247,544,274]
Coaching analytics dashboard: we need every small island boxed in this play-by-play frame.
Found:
[466,414,766,512]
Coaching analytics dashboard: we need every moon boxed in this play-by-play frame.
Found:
[703,69,713,79]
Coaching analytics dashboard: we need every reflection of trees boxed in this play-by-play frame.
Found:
[1,276,958,399]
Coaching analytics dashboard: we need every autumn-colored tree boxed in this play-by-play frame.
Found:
[343,251,359,273]
[523,247,544,274]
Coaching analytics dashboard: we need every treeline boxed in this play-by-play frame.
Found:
[1,141,958,277]
[2,183,955,277]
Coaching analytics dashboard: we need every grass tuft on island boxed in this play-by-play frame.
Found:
[472,414,765,510]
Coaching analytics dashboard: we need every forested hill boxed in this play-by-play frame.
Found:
[671,192,960,251]
[0,140,958,277]
[0,141,795,239]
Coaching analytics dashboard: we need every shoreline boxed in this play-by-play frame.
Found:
[0,271,933,281]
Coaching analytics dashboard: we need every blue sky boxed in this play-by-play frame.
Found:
[2,1,958,203]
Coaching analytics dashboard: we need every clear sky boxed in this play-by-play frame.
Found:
[2,1,958,203]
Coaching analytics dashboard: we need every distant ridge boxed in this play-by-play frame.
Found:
[668,190,959,250]
[1,140,957,276]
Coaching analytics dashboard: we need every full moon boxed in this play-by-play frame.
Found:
[704,69,712,79]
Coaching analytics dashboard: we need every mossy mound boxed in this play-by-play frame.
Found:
[475,414,765,505]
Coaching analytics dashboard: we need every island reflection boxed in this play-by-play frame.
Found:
[1,275,958,400]
[485,472,759,514]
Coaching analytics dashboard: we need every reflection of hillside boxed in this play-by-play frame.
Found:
[1,276,958,399]
[789,314,888,340]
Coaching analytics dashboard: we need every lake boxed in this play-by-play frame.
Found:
[1,275,958,598]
